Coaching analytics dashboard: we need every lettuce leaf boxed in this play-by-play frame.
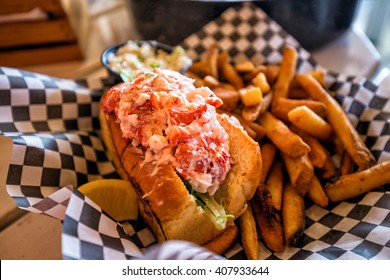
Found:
[119,69,134,82]
[183,178,234,230]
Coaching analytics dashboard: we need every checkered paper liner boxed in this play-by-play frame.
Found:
[1,2,389,259]
[0,66,223,260]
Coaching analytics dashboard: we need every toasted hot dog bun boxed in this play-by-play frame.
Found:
[99,85,262,247]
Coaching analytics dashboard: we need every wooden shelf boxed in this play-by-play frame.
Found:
[0,0,82,67]
[0,0,65,17]
[0,43,83,67]
[0,18,78,48]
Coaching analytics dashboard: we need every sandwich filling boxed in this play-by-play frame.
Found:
[102,68,232,196]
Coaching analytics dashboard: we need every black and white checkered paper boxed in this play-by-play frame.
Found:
[1,3,389,260]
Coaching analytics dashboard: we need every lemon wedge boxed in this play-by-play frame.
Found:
[78,179,138,221]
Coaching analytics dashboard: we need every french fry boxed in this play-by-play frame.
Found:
[242,102,263,122]
[340,150,355,175]
[247,121,267,141]
[282,183,306,246]
[203,223,239,255]
[257,111,311,158]
[291,70,326,88]
[248,93,272,121]
[203,75,220,88]
[271,45,297,109]
[325,161,390,202]
[239,86,263,107]
[288,105,333,141]
[265,160,284,211]
[333,135,345,157]
[242,65,267,81]
[234,116,258,140]
[205,43,219,79]
[220,82,237,91]
[260,143,277,183]
[291,127,328,168]
[296,73,376,169]
[281,153,314,196]
[218,109,258,140]
[264,65,280,84]
[257,91,273,116]
[308,70,326,87]
[252,186,285,252]
[307,175,329,208]
[220,61,245,89]
[318,150,337,179]
[239,203,260,260]
[235,60,256,73]
[236,121,258,140]
[213,87,240,112]
[217,50,229,69]
[251,72,271,94]
[272,97,328,121]
[288,86,310,99]
[188,60,209,78]
[185,71,206,87]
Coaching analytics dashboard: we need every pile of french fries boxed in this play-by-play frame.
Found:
[186,43,390,259]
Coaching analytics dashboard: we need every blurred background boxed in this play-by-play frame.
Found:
[355,0,390,77]
[62,0,390,77]
[0,0,389,78]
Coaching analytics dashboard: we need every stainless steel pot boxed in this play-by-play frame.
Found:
[126,0,360,50]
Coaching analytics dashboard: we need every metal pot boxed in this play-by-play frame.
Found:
[126,0,360,50]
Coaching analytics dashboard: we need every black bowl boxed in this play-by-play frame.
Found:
[101,40,190,85]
